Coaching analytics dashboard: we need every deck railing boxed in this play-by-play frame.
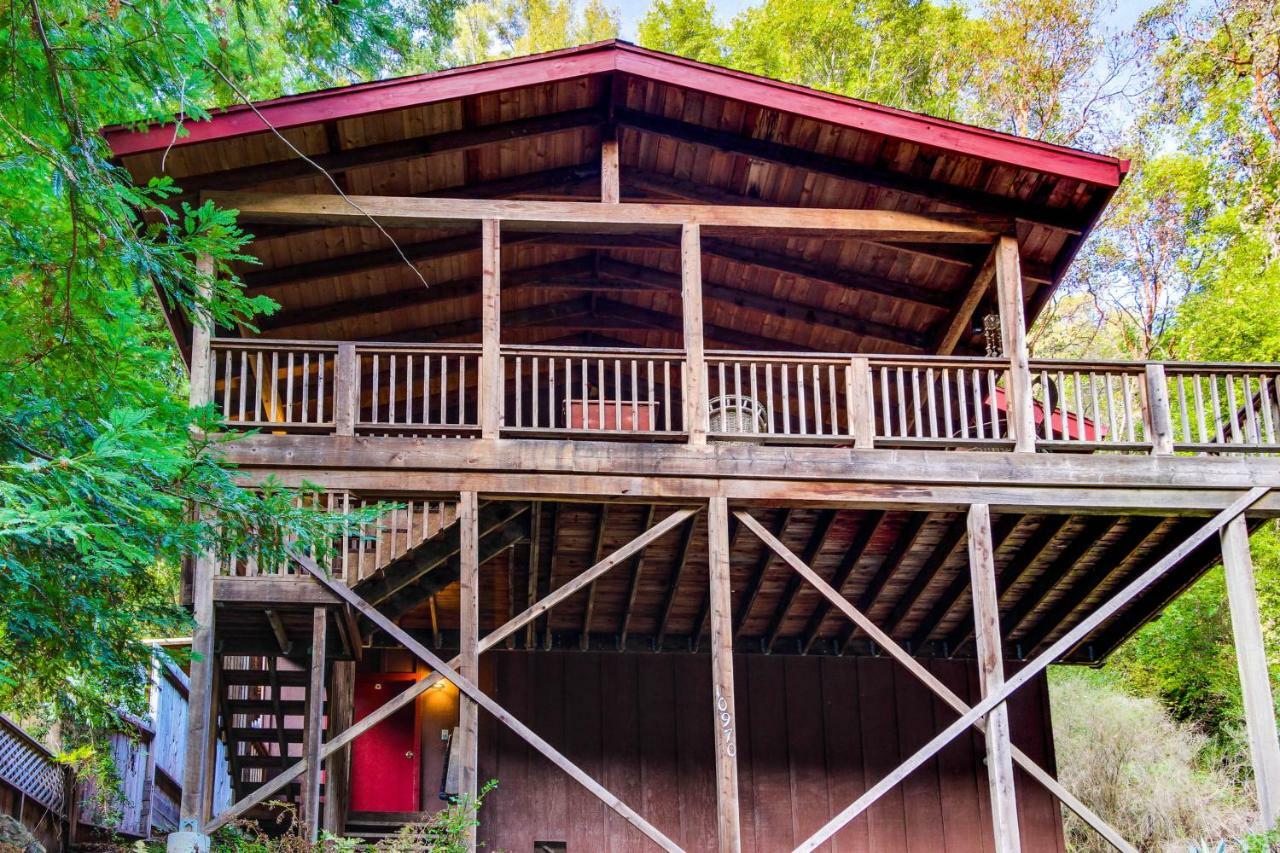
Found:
[206,338,1280,456]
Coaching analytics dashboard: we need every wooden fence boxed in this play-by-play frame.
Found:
[0,657,231,848]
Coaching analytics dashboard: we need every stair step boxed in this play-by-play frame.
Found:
[230,727,305,743]
[226,699,310,715]
[222,669,309,687]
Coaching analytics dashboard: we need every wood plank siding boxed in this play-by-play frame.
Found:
[475,651,1065,852]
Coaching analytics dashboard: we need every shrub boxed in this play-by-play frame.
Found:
[1050,668,1255,852]
[133,783,496,852]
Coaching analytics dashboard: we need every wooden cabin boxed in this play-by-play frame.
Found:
[103,40,1280,853]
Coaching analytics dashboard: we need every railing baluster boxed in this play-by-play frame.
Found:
[811,364,822,436]
[1261,375,1275,445]
[663,360,671,431]
[750,363,761,434]
[254,351,264,423]
[286,351,295,424]
[782,364,792,435]
[797,363,808,435]
[269,351,280,422]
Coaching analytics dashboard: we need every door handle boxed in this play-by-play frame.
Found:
[405,750,415,759]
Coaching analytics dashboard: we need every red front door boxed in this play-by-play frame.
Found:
[350,675,421,812]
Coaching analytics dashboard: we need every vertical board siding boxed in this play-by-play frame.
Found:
[476,652,1065,853]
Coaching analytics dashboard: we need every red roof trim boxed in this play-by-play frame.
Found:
[103,40,1127,187]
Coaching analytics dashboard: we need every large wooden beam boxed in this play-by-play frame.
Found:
[301,607,327,842]
[601,123,620,204]
[229,434,1280,515]
[1222,514,1280,827]
[176,546,216,838]
[480,221,501,439]
[624,169,1056,284]
[207,190,1010,241]
[683,223,709,444]
[615,108,1082,234]
[968,504,1022,853]
[458,492,479,850]
[996,236,1035,452]
[707,497,743,852]
[322,660,354,838]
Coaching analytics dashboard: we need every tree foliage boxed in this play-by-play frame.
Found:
[0,0,456,767]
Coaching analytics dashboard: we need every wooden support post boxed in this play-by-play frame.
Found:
[335,343,358,437]
[707,497,742,852]
[175,527,216,845]
[200,666,221,826]
[189,254,215,407]
[682,223,709,445]
[1144,363,1174,455]
[302,607,327,842]
[481,220,502,438]
[458,491,480,850]
[181,252,218,846]
[323,660,355,838]
[968,503,1022,853]
[1222,514,1280,827]
[601,124,620,204]
[847,356,875,449]
[994,235,1035,453]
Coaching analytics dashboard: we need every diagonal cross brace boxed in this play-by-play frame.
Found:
[204,506,698,847]
[736,509,1135,853]
[771,486,1271,852]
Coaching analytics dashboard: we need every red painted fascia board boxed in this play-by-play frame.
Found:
[104,39,1127,188]
[103,42,619,157]
[612,46,1128,187]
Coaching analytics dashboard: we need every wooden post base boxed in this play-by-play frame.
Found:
[166,831,211,853]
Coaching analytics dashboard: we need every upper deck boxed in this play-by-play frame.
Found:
[105,42,1280,672]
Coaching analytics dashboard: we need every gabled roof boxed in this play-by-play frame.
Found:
[104,40,1128,356]
[105,39,1127,186]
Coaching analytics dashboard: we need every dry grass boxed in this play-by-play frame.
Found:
[1050,668,1258,852]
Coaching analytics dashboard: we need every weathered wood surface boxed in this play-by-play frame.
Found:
[967,504,1022,853]
[1222,515,1280,827]
[473,652,1065,852]
[796,487,1268,849]
[206,191,1009,241]
[707,498,742,852]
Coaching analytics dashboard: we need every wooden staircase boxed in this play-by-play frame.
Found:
[214,501,531,829]
[351,500,531,629]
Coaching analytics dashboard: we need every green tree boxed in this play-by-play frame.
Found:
[636,0,724,65]
[446,0,620,65]
[0,0,455,776]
